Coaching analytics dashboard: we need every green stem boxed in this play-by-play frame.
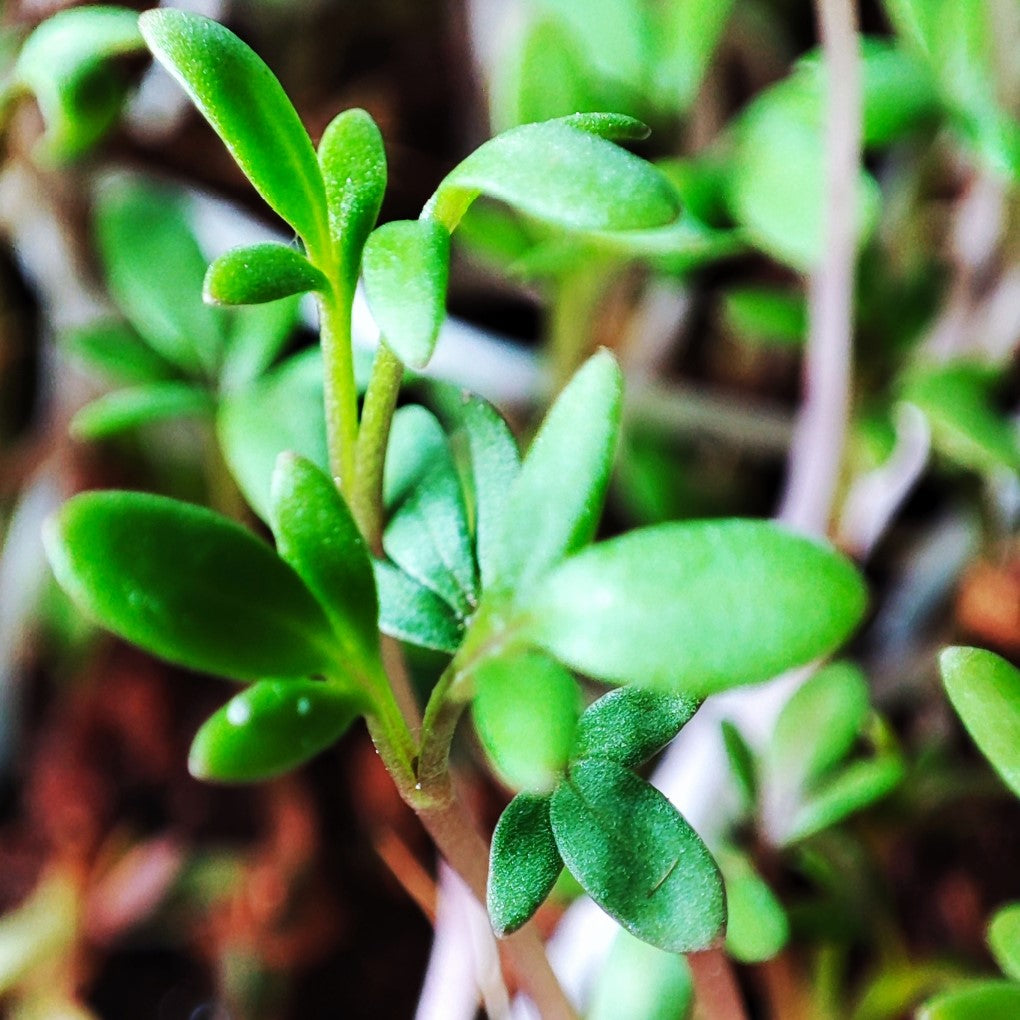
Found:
[352,341,404,554]
[317,285,360,496]
[416,662,471,799]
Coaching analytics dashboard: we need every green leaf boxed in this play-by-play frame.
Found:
[189,678,362,782]
[270,454,380,671]
[729,79,881,270]
[721,721,758,812]
[491,350,622,593]
[70,382,214,440]
[988,903,1020,980]
[903,361,1020,473]
[649,0,736,114]
[487,793,562,937]
[372,560,463,654]
[785,756,904,844]
[96,180,228,376]
[722,287,806,348]
[424,118,680,234]
[139,9,328,253]
[318,108,387,291]
[940,647,1020,798]
[587,930,693,1020]
[218,295,301,393]
[550,758,725,952]
[432,387,521,590]
[719,849,789,963]
[571,687,701,769]
[474,652,580,793]
[62,320,176,386]
[44,492,336,681]
[769,663,870,792]
[520,520,867,695]
[217,348,328,521]
[561,112,651,141]
[579,216,744,274]
[362,220,451,370]
[383,406,477,617]
[204,243,327,306]
[14,5,144,162]
[919,981,1020,1020]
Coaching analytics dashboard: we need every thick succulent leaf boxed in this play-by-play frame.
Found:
[919,981,1020,1020]
[988,903,1020,980]
[270,454,380,670]
[362,220,451,370]
[70,383,214,440]
[189,679,362,782]
[491,350,622,593]
[424,118,680,233]
[217,348,328,521]
[473,652,580,793]
[550,758,725,952]
[432,386,521,590]
[903,361,1020,473]
[721,721,758,812]
[940,647,1020,798]
[587,930,693,1020]
[318,108,387,290]
[218,295,301,393]
[44,492,336,681]
[719,850,789,963]
[769,662,870,792]
[571,687,701,768]
[96,181,228,376]
[62,320,177,385]
[383,406,477,616]
[139,9,329,252]
[13,6,144,162]
[784,756,904,844]
[487,793,562,937]
[204,243,327,306]
[372,561,463,654]
[520,519,867,694]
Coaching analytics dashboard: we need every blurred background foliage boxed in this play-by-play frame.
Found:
[0,0,1018,1017]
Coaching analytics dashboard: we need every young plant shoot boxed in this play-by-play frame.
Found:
[43,9,869,1016]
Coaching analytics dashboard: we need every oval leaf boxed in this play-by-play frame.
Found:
[919,981,1020,1020]
[62,320,176,386]
[372,560,463,654]
[424,118,680,233]
[14,5,144,162]
[270,453,380,670]
[988,903,1020,980]
[940,646,1020,798]
[521,520,867,694]
[318,108,387,291]
[189,679,361,782]
[473,652,580,793]
[550,758,725,952]
[719,850,789,963]
[571,687,701,769]
[487,793,562,937]
[362,220,451,370]
[491,350,622,593]
[587,930,693,1020]
[204,243,328,306]
[44,491,335,681]
[70,383,213,440]
[139,9,328,253]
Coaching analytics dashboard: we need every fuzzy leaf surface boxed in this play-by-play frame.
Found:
[940,646,1020,798]
[372,561,463,654]
[204,243,327,306]
[362,220,450,369]
[44,492,335,681]
[550,758,725,952]
[521,519,867,694]
[189,679,361,782]
[140,9,328,251]
[571,687,700,768]
[487,793,562,937]
[491,350,622,593]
